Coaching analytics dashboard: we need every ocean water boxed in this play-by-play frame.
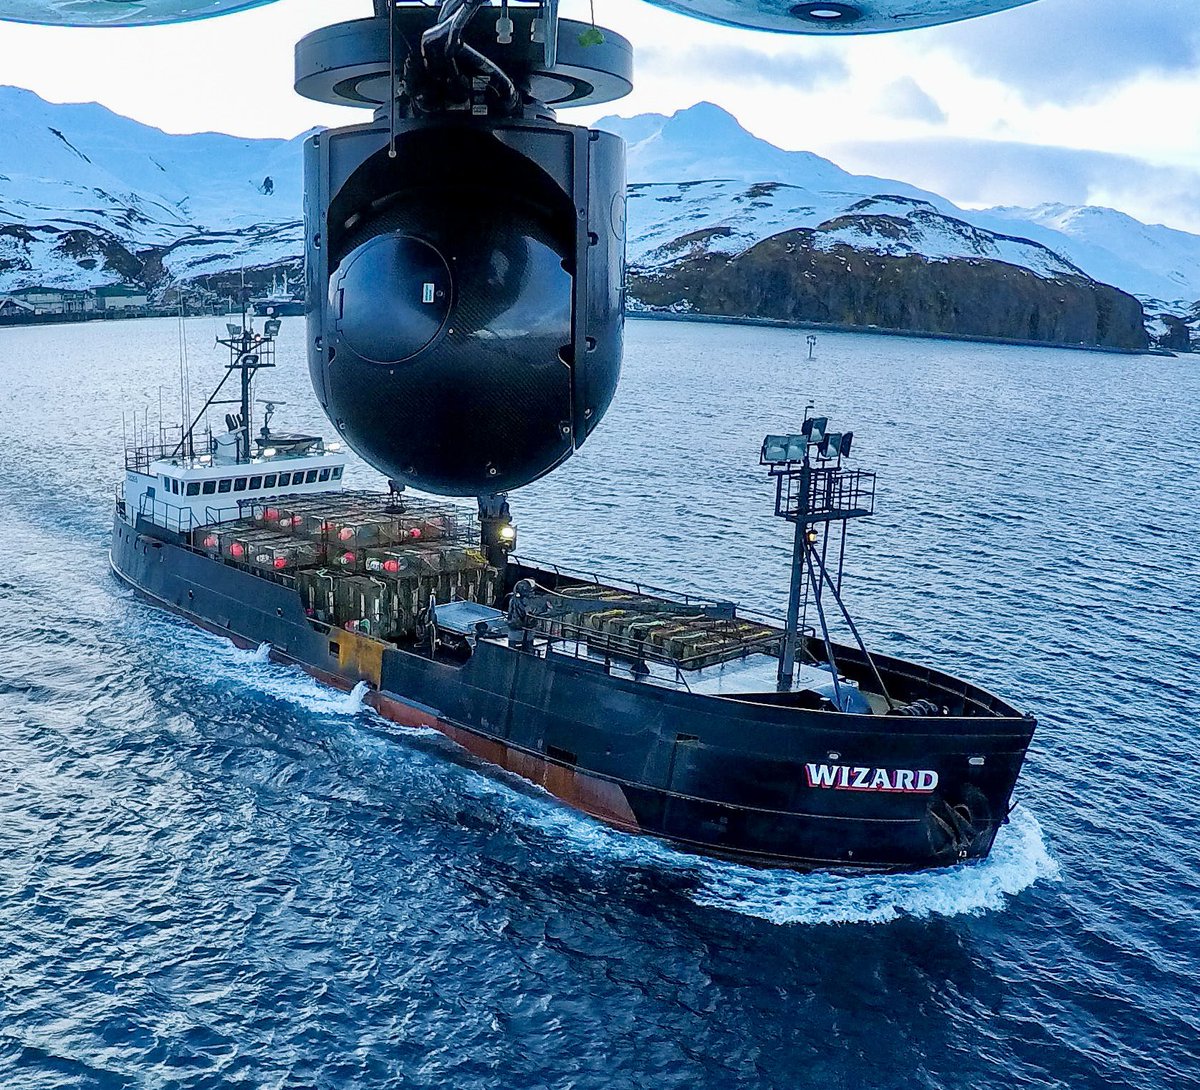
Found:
[0,315,1197,1089]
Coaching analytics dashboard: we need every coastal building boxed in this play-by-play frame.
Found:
[0,296,37,318]
[9,286,95,313]
[94,284,148,310]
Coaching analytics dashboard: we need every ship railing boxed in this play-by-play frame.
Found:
[138,494,195,535]
[124,430,190,474]
[535,612,784,675]
[510,555,738,613]
[204,502,256,527]
[775,466,876,524]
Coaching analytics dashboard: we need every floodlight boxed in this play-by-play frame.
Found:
[819,431,842,459]
[225,323,242,338]
[802,416,827,443]
[819,431,855,459]
[263,318,282,337]
[762,435,791,464]
[785,436,808,462]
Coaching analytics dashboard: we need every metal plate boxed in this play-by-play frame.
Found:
[295,12,633,110]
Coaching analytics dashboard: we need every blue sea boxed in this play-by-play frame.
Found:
[0,316,1196,1089]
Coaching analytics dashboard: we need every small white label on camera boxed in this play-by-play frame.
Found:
[422,282,435,304]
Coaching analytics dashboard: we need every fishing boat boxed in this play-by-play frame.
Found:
[111,312,1036,871]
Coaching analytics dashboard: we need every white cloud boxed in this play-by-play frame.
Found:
[879,77,945,123]
[0,0,1196,226]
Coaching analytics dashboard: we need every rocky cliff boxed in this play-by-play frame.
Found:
[629,227,1149,350]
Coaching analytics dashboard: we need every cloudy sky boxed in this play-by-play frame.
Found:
[2,0,1199,229]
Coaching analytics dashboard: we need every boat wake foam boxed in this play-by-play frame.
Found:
[149,622,373,719]
[142,616,1058,924]
[685,806,1059,926]
[456,775,1059,926]
[224,643,373,717]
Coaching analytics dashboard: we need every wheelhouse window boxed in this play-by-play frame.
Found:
[318,467,330,482]
[249,475,262,489]
[201,481,216,495]
[264,474,277,488]
[233,477,248,492]
[277,472,291,486]
[305,470,318,484]
[186,482,200,496]
[332,466,344,480]
[218,479,232,494]
[171,478,180,494]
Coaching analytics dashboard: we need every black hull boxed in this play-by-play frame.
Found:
[111,516,1036,872]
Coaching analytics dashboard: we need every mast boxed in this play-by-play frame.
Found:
[173,289,279,462]
[239,291,252,462]
[761,411,890,703]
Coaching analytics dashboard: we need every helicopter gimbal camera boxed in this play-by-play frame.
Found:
[295,1,632,496]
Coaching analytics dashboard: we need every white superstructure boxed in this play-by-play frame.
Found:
[117,308,349,535]
[120,441,349,534]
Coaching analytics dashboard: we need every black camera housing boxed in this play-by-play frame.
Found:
[304,114,625,496]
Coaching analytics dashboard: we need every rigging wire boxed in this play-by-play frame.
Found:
[388,0,398,158]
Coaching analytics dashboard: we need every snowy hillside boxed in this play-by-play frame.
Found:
[0,84,302,291]
[0,84,1195,344]
[626,182,1083,281]
[599,104,1200,308]
[982,203,1200,307]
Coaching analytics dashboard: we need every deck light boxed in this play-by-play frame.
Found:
[761,434,809,465]
[819,431,854,459]
[802,416,827,443]
[262,447,277,457]
[499,525,517,542]
[761,435,790,464]
[819,431,842,459]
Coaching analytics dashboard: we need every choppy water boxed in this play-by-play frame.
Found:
[0,316,1197,1089]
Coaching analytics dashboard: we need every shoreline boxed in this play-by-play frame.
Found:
[627,309,1177,357]
[0,305,1179,357]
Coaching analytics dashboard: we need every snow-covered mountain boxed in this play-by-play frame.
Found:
[0,84,303,290]
[982,204,1200,309]
[598,102,1200,308]
[0,84,1195,348]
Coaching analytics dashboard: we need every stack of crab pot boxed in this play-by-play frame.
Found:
[223,493,501,639]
